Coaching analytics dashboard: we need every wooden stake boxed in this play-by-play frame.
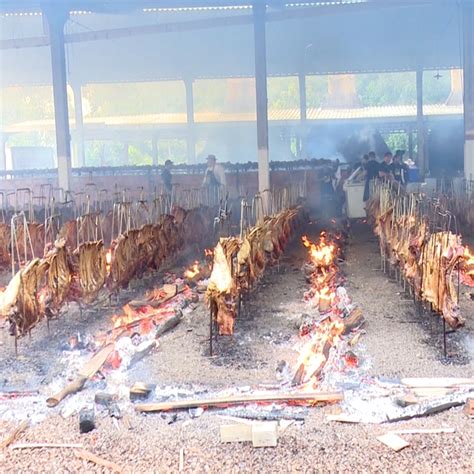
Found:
[11,443,83,450]
[74,448,125,473]
[136,391,342,413]
[47,343,115,407]
[0,419,29,449]
[178,448,184,473]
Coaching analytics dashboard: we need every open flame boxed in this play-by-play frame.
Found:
[302,233,337,267]
[293,230,351,387]
[184,261,201,279]
[106,248,113,274]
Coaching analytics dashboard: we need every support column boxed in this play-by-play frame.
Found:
[44,7,72,192]
[463,0,474,180]
[416,67,426,178]
[184,79,196,164]
[152,135,159,166]
[253,2,270,197]
[71,82,85,167]
[0,133,6,171]
[298,71,307,159]
[408,125,413,161]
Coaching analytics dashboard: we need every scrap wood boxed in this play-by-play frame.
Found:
[128,286,184,309]
[390,428,455,435]
[11,443,83,450]
[326,413,362,423]
[464,398,474,417]
[155,310,183,337]
[401,377,474,388]
[178,448,184,473]
[135,391,342,413]
[0,419,29,449]
[387,391,472,422]
[376,433,410,452]
[46,343,115,407]
[110,308,177,335]
[74,448,125,473]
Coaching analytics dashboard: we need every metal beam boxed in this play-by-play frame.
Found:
[416,67,426,177]
[0,1,428,50]
[463,0,474,180]
[253,2,270,197]
[185,78,196,164]
[45,7,72,193]
[298,70,307,158]
[71,82,85,167]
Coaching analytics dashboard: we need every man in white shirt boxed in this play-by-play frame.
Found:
[202,154,226,206]
[203,154,226,188]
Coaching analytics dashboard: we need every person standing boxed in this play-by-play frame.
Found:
[161,159,173,195]
[363,151,379,202]
[202,154,226,205]
[391,150,409,186]
[378,152,393,179]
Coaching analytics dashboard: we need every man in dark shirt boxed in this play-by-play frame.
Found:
[378,152,393,179]
[161,159,173,194]
[363,151,379,202]
[390,150,409,185]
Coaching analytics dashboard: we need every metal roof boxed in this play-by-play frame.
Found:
[3,103,463,133]
[0,1,464,86]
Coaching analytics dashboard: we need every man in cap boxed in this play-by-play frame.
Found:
[202,154,226,188]
[161,159,173,195]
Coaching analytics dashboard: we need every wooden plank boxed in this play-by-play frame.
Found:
[401,378,474,388]
[464,398,474,417]
[252,422,278,448]
[376,433,410,452]
[74,448,125,473]
[220,424,253,443]
[11,443,83,450]
[135,391,343,413]
[0,419,29,449]
[390,428,455,435]
[47,344,115,407]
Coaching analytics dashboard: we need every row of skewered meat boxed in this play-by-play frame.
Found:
[366,188,471,329]
[206,206,305,335]
[0,206,215,339]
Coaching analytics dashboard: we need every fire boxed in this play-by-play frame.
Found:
[302,234,336,267]
[106,248,113,274]
[184,261,200,279]
[293,319,345,387]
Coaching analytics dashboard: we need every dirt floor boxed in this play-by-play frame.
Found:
[0,221,473,473]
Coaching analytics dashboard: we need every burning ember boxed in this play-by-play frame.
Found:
[105,248,113,274]
[184,261,201,279]
[292,228,362,389]
[302,233,337,267]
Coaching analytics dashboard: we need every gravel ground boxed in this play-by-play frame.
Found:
[0,222,473,473]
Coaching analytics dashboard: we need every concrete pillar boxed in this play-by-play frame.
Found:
[71,82,85,167]
[253,2,270,196]
[152,135,159,166]
[463,0,474,180]
[446,69,463,106]
[416,68,426,177]
[44,7,72,192]
[184,79,196,164]
[0,133,6,171]
[299,71,307,159]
